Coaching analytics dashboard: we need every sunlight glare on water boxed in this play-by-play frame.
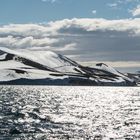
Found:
[0,86,140,140]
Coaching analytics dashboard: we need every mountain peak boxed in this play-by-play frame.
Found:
[0,47,137,86]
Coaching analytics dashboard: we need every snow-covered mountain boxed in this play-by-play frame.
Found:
[0,47,137,86]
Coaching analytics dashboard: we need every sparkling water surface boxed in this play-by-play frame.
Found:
[0,86,140,140]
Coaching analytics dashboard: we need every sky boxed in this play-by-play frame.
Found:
[0,0,140,24]
[0,0,140,72]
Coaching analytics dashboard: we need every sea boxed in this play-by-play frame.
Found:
[0,86,140,140]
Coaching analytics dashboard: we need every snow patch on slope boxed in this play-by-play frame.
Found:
[0,47,79,73]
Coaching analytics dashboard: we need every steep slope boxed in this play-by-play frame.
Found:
[127,71,140,85]
[0,47,137,86]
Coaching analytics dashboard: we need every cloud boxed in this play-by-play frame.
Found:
[2,18,140,37]
[41,0,57,3]
[118,0,139,4]
[131,5,140,16]
[54,43,77,51]
[0,36,59,48]
[0,18,140,70]
[126,0,139,3]
[107,0,139,11]
[30,43,77,51]
[92,10,97,15]
[107,3,118,8]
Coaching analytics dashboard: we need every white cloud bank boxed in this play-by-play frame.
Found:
[0,36,59,48]
[0,18,140,71]
[2,18,140,37]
